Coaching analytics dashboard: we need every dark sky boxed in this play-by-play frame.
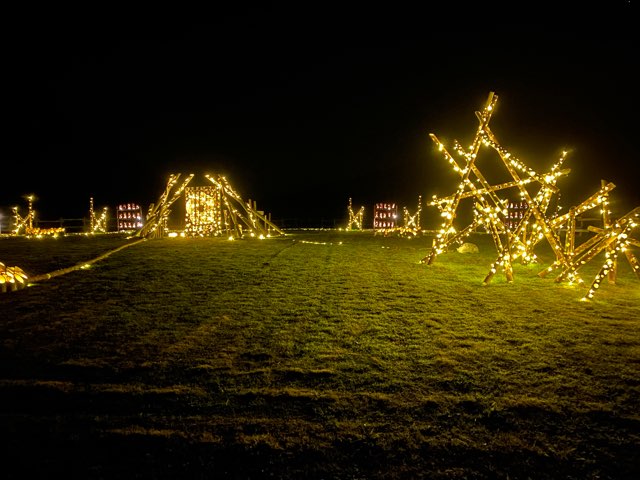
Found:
[3,3,638,228]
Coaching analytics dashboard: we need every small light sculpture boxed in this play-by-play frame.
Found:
[12,195,64,236]
[346,198,364,230]
[89,197,108,233]
[399,195,422,237]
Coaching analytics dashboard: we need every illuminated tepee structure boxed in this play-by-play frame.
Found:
[138,173,284,239]
[196,174,284,238]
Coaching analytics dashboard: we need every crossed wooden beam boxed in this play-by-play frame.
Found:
[400,195,422,236]
[137,173,195,239]
[421,91,638,299]
[423,92,570,283]
[11,195,35,235]
[539,197,639,299]
[205,174,284,238]
[89,197,108,233]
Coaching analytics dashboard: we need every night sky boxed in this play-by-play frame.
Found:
[3,3,638,229]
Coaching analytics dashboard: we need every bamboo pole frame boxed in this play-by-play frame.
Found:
[347,198,364,230]
[205,174,285,238]
[137,174,195,239]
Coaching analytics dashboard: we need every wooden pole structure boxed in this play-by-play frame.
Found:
[138,174,194,239]
[600,179,617,284]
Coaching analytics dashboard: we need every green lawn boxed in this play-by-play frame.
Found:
[1,231,639,479]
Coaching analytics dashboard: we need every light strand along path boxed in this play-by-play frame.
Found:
[28,238,147,284]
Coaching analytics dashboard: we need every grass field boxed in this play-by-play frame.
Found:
[1,231,639,479]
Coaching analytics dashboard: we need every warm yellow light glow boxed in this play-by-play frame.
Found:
[420,91,638,299]
[0,262,28,292]
[117,203,143,232]
[89,198,108,233]
[346,197,364,230]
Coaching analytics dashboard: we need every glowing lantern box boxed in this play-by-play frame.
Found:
[374,203,398,231]
[184,186,222,236]
[117,203,143,231]
[505,200,528,231]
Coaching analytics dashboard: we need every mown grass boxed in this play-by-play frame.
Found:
[0,231,639,479]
